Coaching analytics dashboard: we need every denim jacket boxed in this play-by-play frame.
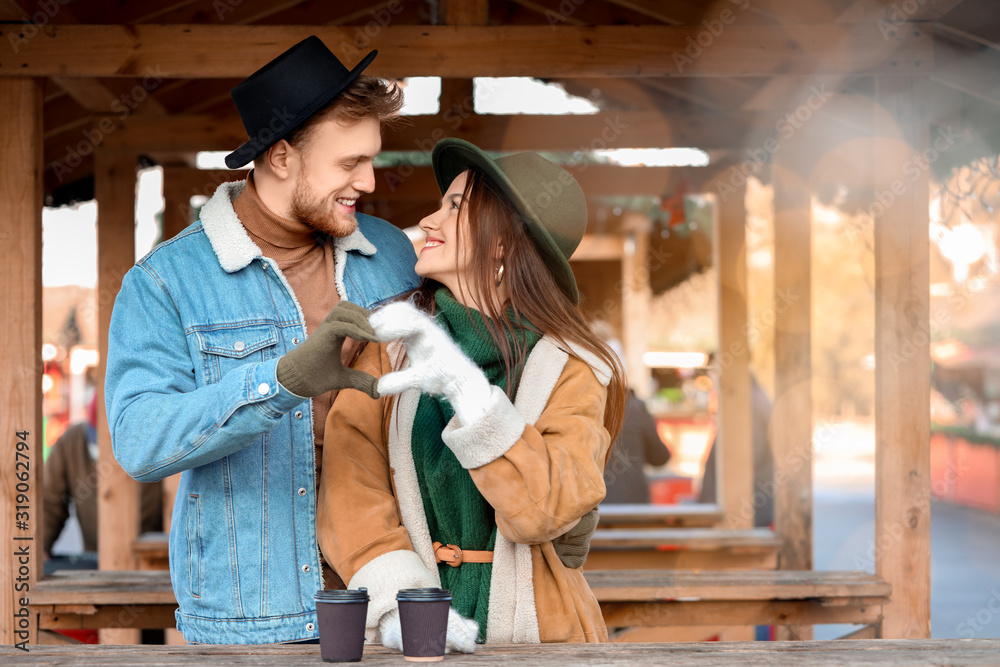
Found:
[105,180,419,644]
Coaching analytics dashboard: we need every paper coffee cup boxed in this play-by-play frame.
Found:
[396,588,452,662]
[315,588,369,662]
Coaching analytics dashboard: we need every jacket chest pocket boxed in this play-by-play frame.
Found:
[195,324,279,384]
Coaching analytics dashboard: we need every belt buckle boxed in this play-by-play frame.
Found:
[443,543,463,567]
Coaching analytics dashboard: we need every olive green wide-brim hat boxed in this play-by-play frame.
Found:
[431,138,587,304]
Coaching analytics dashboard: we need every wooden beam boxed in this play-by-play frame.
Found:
[163,164,677,202]
[572,234,624,262]
[374,164,677,200]
[161,173,197,241]
[0,76,43,649]
[931,33,1000,109]
[835,0,964,22]
[873,75,931,639]
[771,150,813,640]
[601,0,700,25]
[0,0,27,20]
[934,23,1000,56]
[105,111,751,152]
[50,77,168,115]
[621,212,653,398]
[94,150,140,644]
[440,0,489,25]
[711,176,754,530]
[0,24,933,78]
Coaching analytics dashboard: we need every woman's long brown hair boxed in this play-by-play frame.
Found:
[406,167,628,442]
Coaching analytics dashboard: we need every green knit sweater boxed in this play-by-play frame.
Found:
[411,290,540,642]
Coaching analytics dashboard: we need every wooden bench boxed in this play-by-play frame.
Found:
[132,532,169,571]
[583,569,891,634]
[586,527,780,570]
[30,570,177,631]
[597,503,723,528]
[29,567,889,640]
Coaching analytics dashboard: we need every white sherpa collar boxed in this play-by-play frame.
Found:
[200,180,378,277]
[200,180,260,272]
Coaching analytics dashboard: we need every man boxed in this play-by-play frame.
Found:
[105,37,420,644]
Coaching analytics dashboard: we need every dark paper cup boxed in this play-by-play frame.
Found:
[396,588,451,662]
[315,588,369,662]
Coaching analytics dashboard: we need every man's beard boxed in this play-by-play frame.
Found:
[290,173,357,238]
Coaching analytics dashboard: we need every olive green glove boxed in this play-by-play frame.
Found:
[552,507,599,569]
[276,301,380,399]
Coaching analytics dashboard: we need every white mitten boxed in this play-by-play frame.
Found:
[378,608,403,651]
[371,302,493,425]
[445,608,479,654]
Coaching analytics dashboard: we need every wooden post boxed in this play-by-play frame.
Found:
[711,176,754,529]
[621,212,653,398]
[772,152,813,640]
[161,173,193,242]
[95,150,140,644]
[438,0,483,131]
[0,77,43,649]
[873,75,931,639]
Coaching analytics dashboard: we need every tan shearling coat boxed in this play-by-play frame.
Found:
[318,335,612,644]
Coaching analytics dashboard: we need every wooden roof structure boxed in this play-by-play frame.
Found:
[4,0,999,647]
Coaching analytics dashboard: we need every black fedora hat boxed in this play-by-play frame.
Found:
[225,36,377,169]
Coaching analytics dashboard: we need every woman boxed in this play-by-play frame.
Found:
[317,138,627,651]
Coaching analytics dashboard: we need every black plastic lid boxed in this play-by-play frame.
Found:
[396,587,451,601]
[315,588,369,603]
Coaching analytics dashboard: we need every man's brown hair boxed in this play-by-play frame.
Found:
[284,75,405,151]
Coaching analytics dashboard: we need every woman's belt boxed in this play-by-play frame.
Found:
[433,541,494,567]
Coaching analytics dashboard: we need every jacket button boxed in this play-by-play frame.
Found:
[301,564,311,573]
[262,263,268,271]
[294,411,304,420]
[233,341,245,352]
[257,383,270,396]
[298,487,307,496]
[292,337,300,345]
[306,623,315,632]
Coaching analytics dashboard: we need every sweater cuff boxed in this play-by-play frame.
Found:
[442,385,526,469]
[348,549,438,641]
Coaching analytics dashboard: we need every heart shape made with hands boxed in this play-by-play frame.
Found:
[370,301,493,425]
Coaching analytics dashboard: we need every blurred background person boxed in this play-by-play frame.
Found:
[44,394,163,560]
[592,320,672,504]
[603,389,672,504]
[699,372,775,528]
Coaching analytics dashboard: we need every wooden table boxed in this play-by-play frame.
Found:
[31,570,176,631]
[587,569,889,629]
[132,532,169,571]
[4,640,999,665]
[31,568,888,633]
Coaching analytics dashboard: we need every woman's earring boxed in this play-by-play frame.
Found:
[495,263,505,287]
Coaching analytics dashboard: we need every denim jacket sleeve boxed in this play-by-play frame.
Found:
[105,263,305,483]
